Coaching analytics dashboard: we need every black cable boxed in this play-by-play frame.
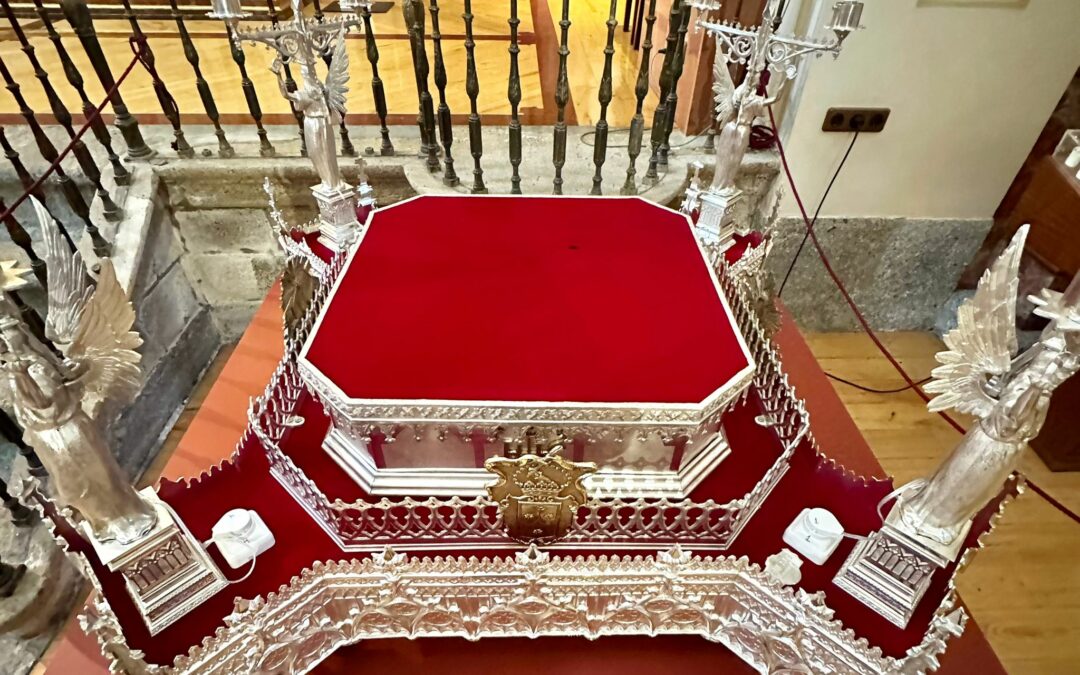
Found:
[826,372,932,394]
[777,130,860,297]
[578,127,710,149]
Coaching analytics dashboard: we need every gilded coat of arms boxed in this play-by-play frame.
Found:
[485,449,597,545]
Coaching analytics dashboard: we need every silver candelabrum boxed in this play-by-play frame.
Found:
[683,0,863,248]
[209,0,376,250]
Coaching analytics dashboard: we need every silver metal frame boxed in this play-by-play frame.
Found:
[297,195,757,499]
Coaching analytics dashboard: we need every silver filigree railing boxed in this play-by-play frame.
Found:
[246,242,810,552]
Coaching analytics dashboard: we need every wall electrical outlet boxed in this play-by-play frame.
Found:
[822,107,890,133]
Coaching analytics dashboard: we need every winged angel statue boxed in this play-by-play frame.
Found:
[271,25,350,191]
[897,225,1080,547]
[0,199,156,545]
[710,51,775,193]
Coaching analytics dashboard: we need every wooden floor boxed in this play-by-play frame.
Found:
[142,330,1080,674]
[0,1,656,128]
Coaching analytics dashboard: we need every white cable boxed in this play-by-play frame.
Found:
[160,499,258,585]
[876,479,927,523]
[804,515,867,542]
[202,535,258,585]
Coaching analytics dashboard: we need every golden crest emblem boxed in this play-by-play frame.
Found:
[485,448,597,545]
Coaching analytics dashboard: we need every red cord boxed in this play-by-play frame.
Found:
[0,41,147,225]
[1026,480,1080,526]
[767,107,1080,526]
[767,107,967,435]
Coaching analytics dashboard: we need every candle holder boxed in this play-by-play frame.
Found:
[210,0,375,249]
[684,0,863,248]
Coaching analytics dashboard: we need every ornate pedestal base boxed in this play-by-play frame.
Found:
[313,183,361,251]
[695,188,744,249]
[833,511,970,628]
[83,489,227,635]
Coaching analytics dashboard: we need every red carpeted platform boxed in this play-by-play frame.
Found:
[305,196,749,405]
[43,198,1008,675]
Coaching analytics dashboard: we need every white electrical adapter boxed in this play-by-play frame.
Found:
[782,507,845,565]
[211,509,275,569]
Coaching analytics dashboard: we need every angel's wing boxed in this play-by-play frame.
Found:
[32,197,142,414]
[325,28,350,116]
[924,225,1029,417]
[34,198,92,351]
[68,260,143,414]
[712,50,736,125]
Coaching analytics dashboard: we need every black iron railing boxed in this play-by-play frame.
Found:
[0,0,771,257]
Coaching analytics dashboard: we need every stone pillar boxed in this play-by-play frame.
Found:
[0,523,82,638]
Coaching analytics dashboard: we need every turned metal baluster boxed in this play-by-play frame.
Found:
[428,0,458,186]
[0,197,46,287]
[310,0,356,157]
[551,0,572,195]
[589,0,619,195]
[0,57,107,254]
[168,0,234,158]
[0,127,74,250]
[5,289,49,359]
[643,0,683,185]
[1,3,122,224]
[32,0,132,183]
[507,0,523,194]
[621,0,657,195]
[59,0,153,160]
[359,2,394,156]
[404,0,439,172]
[116,0,193,159]
[703,121,717,152]
[265,0,306,155]
[402,0,433,164]
[0,475,34,527]
[462,0,486,193]
[658,5,692,169]
[226,24,274,157]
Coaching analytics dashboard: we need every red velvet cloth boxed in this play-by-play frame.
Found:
[724,231,765,265]
[306,196,750,404]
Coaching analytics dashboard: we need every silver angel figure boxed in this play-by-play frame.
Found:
[271,25,350,191]
[710,53,774,193]
[897,225,1080,546]
[0,199,156,545]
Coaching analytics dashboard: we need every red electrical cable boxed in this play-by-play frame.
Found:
[0,41,147,225]
[767,106,1080,527]
[767,107,967,435]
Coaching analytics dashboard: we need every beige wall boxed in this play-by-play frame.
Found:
[777,0,1080,220]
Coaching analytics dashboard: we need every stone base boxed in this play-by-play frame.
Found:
[0,522,82,639]
[767,216,993,331]
[84,489,227,635]
[312,183,361,251]
[832,518,962,628]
